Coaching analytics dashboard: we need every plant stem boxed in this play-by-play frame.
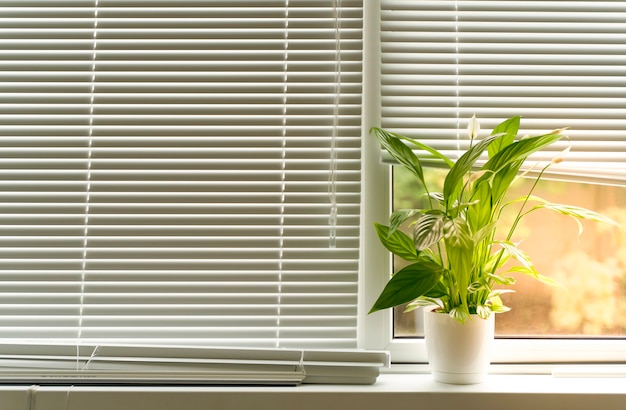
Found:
[505,163,551,242]
[487,162,551,286]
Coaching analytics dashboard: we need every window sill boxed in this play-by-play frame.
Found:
[2,370,625,410]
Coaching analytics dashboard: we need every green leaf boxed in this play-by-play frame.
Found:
[487,294,511,313]
[490,160,524,205]
[496,240,563,287]
[428,192,445,205]
[473,221,498,244]
[489,304,511,314]
[476,304,492,319]
[413,210,446,251]
[468,281,488,294]
[480,133,561,204]
[467,181,494,231]
[443,217,474,305]
[496,240,539,276]
[487,272,516,285]
[482,133,562,174]
[389,209,420,235]
[449,306,470,323]
[374,222,419,262]
[395,133,454,168]
[443,216,473,249]
[488,289,515,299]
[369,260,445,313]
[424,279,447,298]
[485,249,510,273]
[404,297,443,312]
[443,134,499,209]
[532,202,622,236]
[371,127,426,185]
[508,266,562,287]
[487,116,520,158]
[507,194,621,235]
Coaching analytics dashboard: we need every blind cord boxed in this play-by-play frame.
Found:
[329,0,342,249]
[454,0,461,154]
[276,0,290,349]
[78,0,98,368]
[64,386,74,410]
[27,385,37,410]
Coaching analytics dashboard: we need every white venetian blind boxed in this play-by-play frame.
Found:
[0,0,362,350]
[381,0,626,185]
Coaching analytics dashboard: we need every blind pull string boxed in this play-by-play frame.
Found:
[276,0,290,348]
[454,0,461,154]
[81,345,100,371]
[77,0,98,369]
[27,385,38,410]
[329,0,342,249]
[64,385,74,410]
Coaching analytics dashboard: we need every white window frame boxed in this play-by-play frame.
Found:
[358,0,626,366]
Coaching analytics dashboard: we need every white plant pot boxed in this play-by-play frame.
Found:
[423,306,495,384]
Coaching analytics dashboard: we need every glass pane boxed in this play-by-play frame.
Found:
[392,166,626,338]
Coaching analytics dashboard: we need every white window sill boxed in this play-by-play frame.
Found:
[2,369,625,410]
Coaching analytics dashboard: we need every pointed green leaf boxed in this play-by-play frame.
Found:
[371,127,426,185]
[404,297,443,312]
[443,217,474,305]
[374,222,419,261]
[488,289,515,299]
[507,195,620,235]
[487,294,511,313]
[471,278,487,291]
[487,272,516,285]
[482,133,562,174]
[468,281,488,294]
[467,181,494,231]
[395,133,454,168]
[489,304,511,314]
[424,279,447,298]
[473,221,498,244]
[476,304,492,319]
[480,132,561,204]
[508,266,562,287]
[448,306,470,323]
[443,134,499,208]
[496,240,538,276]
[485,249,510,273]
[487,116,520,158]
[369,260,445,313]
[489,160,523,204]
[496,240,563,287]
[389,209,420,235]
[443,216,473,249]
[429,192,445,205]
[413,211,446,251]
[532,202,621,235]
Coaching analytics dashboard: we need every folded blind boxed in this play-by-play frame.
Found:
[0,1,362,350]
[0,343,389,385]
[381,0,626,185]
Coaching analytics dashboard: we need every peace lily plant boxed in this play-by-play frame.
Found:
[369,115,619,323]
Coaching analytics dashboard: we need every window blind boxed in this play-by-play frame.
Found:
[380,0,626,185]
[0,343,389,385]
[0,0,362,350]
